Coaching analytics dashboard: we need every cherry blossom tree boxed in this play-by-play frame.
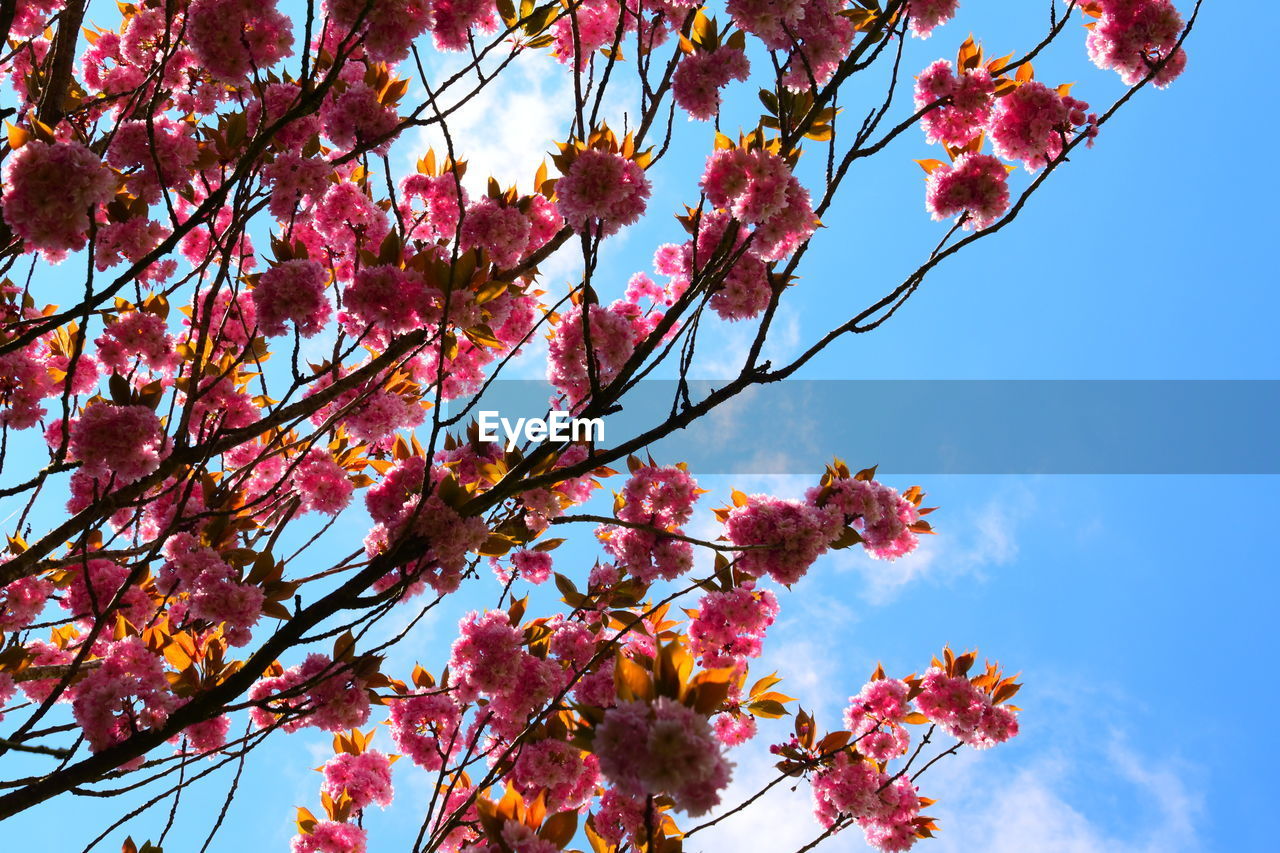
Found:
[0,1,1196,851]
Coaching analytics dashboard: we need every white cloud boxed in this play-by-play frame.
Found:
[832,481,1031,605]
[927,738,1203,853]
[410,50,573,196]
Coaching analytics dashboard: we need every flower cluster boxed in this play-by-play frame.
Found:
[253,260,331,338]
[160,533,263,645]
[594,697,733,817]
[811,753,923,851]
[988,81,1095,172]
[915,668,1019,748]
[510,738,600,810]
[291,821,368,853]
[673,47,751,120]
[2,140,117,258]
[186,0,294,82]
[914,59,995,148]
[1086,0,1187,88]
[700,146,816,262]
[546,302,640,403]
[66,403,165,486]
[688,585,780,668]
[249,654,371,733]
[72,637,178,755]
[555,149,651,237]
[388,692,462,771]
[320,750,395,811]
[908,0,960,39]
[923,153,1010,231]
[810,474,924,561]
[723,495,833,585]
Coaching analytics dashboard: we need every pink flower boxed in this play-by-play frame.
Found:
[94,218,171,280]
[511,549,554,584]
[618,464,700,528]
[389,692,462,770]
[2,140,116,257]
[724,495,831,585]
[292,450,354,516]
[555,149,651,237]
[0,346,56,429]
[0,575,53,631]
[249,654,371,733]
[908,0,960,38]
[107,119,199,205]
[726,0,808,48]
[599,525,694,583]
[546,303,639,402]
[673,47,751,120]
[689,585,779,668]
[96,310,177,376]
[594,697,734,817]
[447,610,525,701]
[67,403,165,485]
[713,712,757,747]
[552,0,642,68]
[428,0,499,51]
[400,173,468,242]
[250,83,324,151]
[321,750,394,811]
[179,715,232,754]
[988,81,1095,172]
[324,0,432,61]
[72,637,178,754]
[914,59,995,147]
[311,183,391,273]
[0,672,16,723]
[61,557,155,628]
[459,198,533,268]
[159,532,263,646]
[914,667,987,743]
[593,787,647,847]
[924,153,1011,231]
[186,0,294,81]
[291,821,367,853]
[320,82,399,153]
[699,148,815,261]
[341,264,427,337]
[1086,0,1187,88]
[253,260,331,337]
[511,738,600,809]
[845,678,911,727]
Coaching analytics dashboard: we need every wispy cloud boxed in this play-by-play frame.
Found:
[927,737,1203,853]
[831,480,1031,605]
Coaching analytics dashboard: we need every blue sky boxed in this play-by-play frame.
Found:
[4,1,1277,851]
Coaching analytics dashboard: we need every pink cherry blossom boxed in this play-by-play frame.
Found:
[924,153,1011,231]
[908,0,960,38]
[291,820,367,853]
[389,692,462,771]
[186,0,294,81]
[67,403,165,485]
[594,697,734,817]
[988,81,1096,172]
[321,749,395,811]
[2,140,116,257]
[1086,0,1187,88]
[555,149,651,237]
[72,636,178,754]
[253,260,331,338]
[724,495,832,585]
[673,47,751,120]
